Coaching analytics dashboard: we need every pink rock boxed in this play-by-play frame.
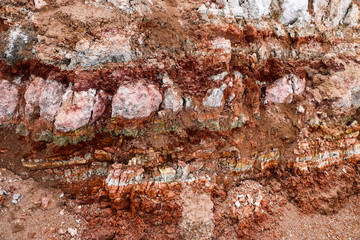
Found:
[24,77,45,116]
[92,90,108,122]
[0,80,19,122]
[25,77,65,120]
[54,87,96,132]
[210,37,232,66]
[112,82,162,119]
[266,74,305,103]
[39,80,66,120]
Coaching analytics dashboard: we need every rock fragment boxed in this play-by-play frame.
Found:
[112,82,162,119]
[0,80,19,122]
[54,87,96,131]
[266,74,305,103]
[161,87,183,113]
[12,193,22,204]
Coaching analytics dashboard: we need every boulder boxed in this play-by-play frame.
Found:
[112,82,162,119]
[266,74,305,103]
[54,87,96,131]
[0,80,18,122]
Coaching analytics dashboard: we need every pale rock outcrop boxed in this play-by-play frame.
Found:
[227,0,271,19]
[161,87,183,113]
[24,77,45,117]
[313,0,356,27]
[4,28,29,62]
[70,31,133,68]
[104,0,152,14]
[0,80,18,122]
[25,77,65,120]
[91,90,108,122]
[343,4,359,27]
[34,0,47,9]
[54,87,96,132]
[329,0,352,26]
[112,82,162,119]
[313,0,328,23]
[266,74,305,103]
[279,0,309,25]
[203,84,227,108]
[39,80,66,120]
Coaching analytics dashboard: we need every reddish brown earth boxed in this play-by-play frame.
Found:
[1,0,360,239]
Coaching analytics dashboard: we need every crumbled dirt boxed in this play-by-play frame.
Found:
[0,169,84,240]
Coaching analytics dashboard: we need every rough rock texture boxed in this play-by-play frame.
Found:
[0,0,360,238]
[112,82,162,119]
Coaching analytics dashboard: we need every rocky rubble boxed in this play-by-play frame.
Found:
[0,0,360,238]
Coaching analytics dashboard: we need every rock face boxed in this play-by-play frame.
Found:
[266,74,305,103]
[0,80,18,122]
[161,87,183,113]
[54,87,96,132]
[112,82,162,119]
[1,0,360,239]
[25,77,65,121]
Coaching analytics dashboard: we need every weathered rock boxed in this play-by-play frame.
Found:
[34,0,47,9]
[70,30,133,68]
[203,88,224,108]
[329,0,352,26]
[343,4,359,27]
[280,0,309,25]
[228,0,271,19]
[161,87,183,113]
[112,82,162,119]
[39,80,66,121]
[54,87,96,131]
[266,74,305,103]
[4,28,30,62]
[25,77,65,121]
[92,90,108,122]
[0,80,19,122]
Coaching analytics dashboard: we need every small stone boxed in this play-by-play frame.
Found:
[203,88,224,108]
[34,0,47,9]
[58,228,66,235]
[40,196,50,208]
[12,193,21,204]
[161,87,183,113]
[67,227,77,236]
[297,105,305,113]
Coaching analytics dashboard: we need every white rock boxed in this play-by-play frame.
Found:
[25,77,65,121]
[329,0,352,26]
[280,0,309,25]
[343,4,359,27]
[161,87,183,113]
[203,88,224,108]
[67,227,77,236]
[39,80,66,120]
[228,0,271,19]
[112,82,162,119]
[4,28,28,60]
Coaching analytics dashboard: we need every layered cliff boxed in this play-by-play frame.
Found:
[0,0,360,239]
